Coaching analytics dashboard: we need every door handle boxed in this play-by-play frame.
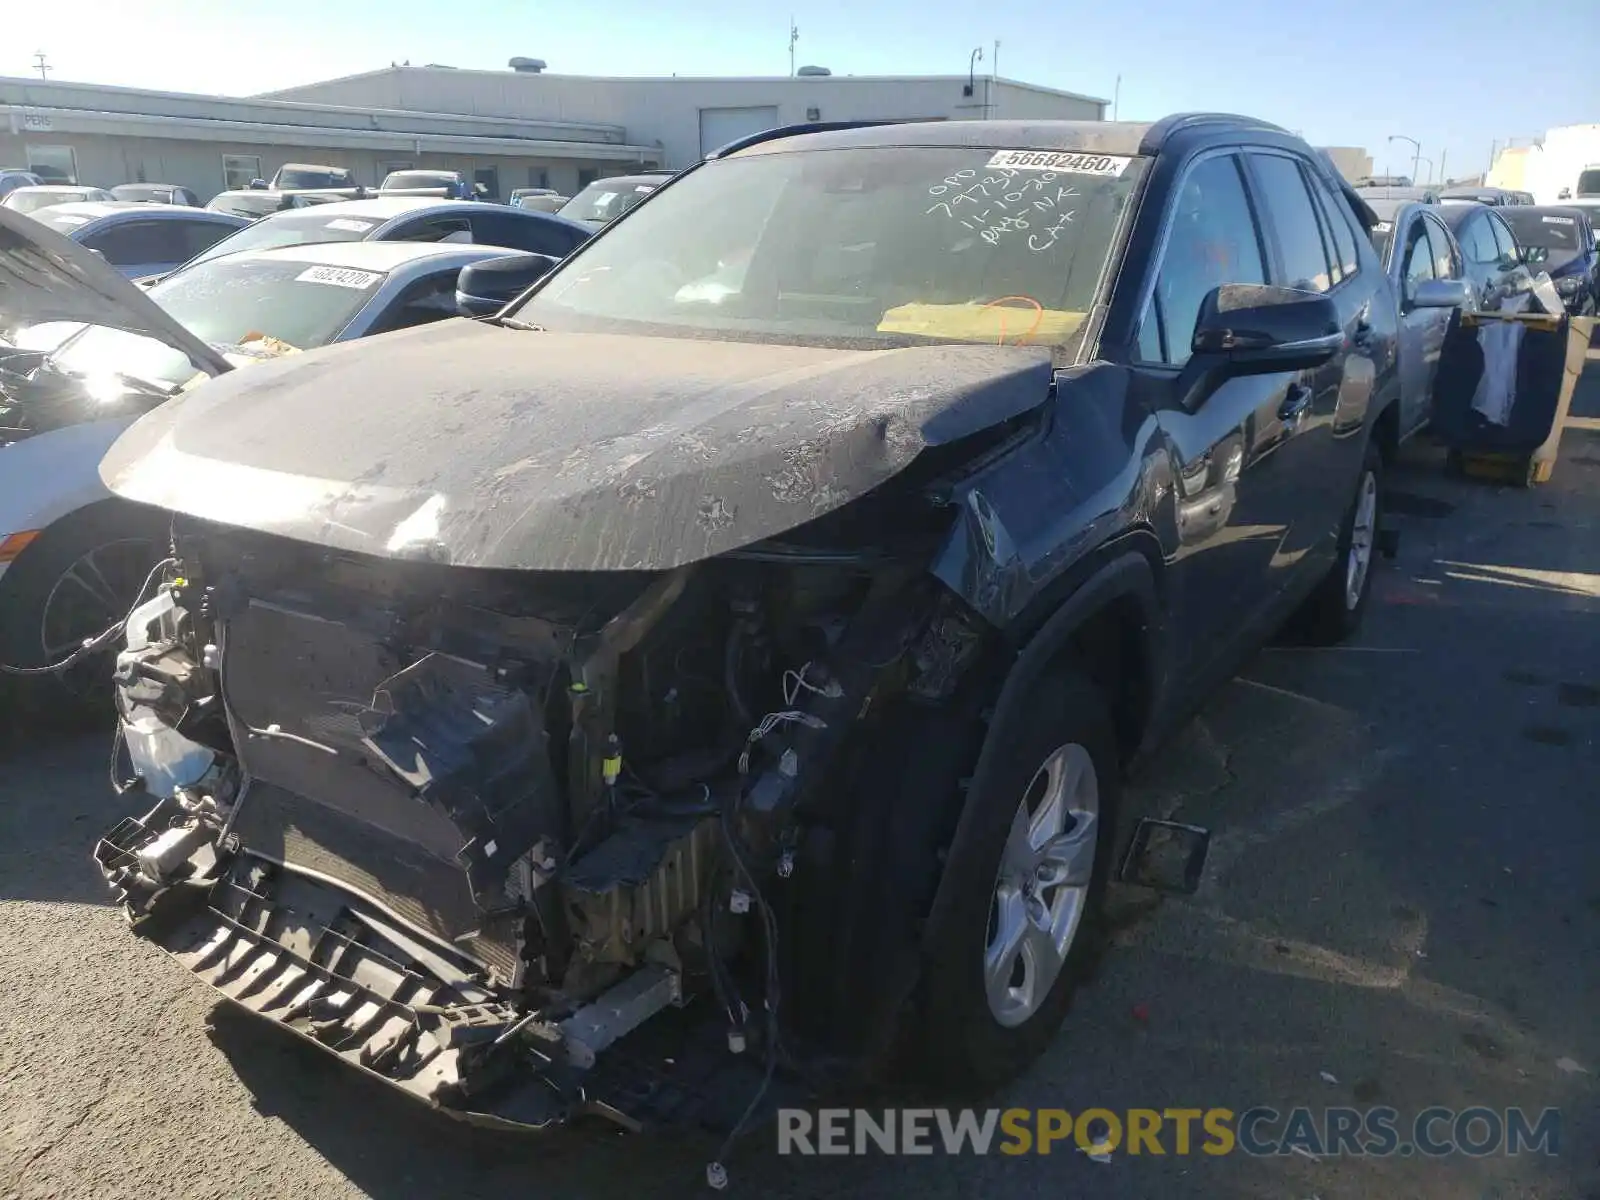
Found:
[1352,318,1375,349]
[1278,383,1313,423]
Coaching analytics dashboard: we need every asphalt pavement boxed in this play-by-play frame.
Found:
[3,350,1599,1200]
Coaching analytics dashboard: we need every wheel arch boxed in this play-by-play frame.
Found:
[920,549,1165,957]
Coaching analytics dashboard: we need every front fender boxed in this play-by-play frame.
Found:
[0,419,130,577]
[920,550,1162,959]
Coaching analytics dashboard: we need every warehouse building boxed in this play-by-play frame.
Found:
[0,65,1107,203]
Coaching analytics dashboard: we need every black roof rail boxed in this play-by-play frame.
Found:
[705,119,916,160]
[1138,112,1291,155]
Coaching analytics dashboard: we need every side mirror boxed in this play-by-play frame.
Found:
[455,253,561,317]
[1409,278,1472,310]
[249,179,267,190]
[1522,246,1549,266]
[1190,284,1343,373]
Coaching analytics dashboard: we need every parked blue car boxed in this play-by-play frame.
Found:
[1498,206,1599,316]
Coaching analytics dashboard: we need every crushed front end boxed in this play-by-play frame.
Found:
[97,511,995,1131]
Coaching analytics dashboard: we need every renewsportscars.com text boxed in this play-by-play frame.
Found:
[776,1107,1561,1158]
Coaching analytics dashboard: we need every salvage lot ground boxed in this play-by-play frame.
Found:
[3,352,1599,1200]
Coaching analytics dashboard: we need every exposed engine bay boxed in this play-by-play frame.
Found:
[97,514,995,1133]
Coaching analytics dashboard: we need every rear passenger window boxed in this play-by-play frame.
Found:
[1135,153,1266,367]
[1249,154,1334,293]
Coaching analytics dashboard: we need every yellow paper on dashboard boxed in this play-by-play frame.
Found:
[877,302,1086,345]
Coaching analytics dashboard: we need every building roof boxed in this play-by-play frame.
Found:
[257,64,1111,107]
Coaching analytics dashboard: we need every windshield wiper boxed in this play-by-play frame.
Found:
[484,315,544,331]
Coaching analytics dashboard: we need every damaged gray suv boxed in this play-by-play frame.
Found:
[94,115,1398,1143]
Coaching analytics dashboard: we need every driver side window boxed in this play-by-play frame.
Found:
[1135,153,1267,367]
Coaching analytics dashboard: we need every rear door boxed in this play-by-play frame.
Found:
[1132,149,1318,671]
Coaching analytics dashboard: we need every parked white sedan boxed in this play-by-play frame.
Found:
[0,210,546,711]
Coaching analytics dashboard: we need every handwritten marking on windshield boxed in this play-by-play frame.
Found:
[928,168,1079,252]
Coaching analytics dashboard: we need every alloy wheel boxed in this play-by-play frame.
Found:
[37,537,159,701]
[983,741,1100,1027]
[1344,470,1378,610]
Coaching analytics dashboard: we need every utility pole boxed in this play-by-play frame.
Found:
[788,19,798,77]
[1438,148,1447,187]
[32,52,51,80]
[993,40,1000,80]
[1112,75,1121,121]
[1388,134,1421,186]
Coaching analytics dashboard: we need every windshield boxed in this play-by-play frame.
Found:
[1501,211,1586,267]
[383,172,453,190]
[4,188,96,214]
[187,209,383,267]
[208,193,289,218]
[277,167,350,190]
[1577,169,1600,197]
[517,148,1142,354]
[50,256,385,388]
[556,180,663,225]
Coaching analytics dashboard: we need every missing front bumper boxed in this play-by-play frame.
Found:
[94,811,758,1134]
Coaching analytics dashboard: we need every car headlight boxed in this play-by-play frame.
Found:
[1554,275,1582,295]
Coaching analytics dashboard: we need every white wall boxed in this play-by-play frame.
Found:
[266,69,1107,169]
[0,130,632,200]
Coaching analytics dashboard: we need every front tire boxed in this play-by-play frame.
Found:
[1297,441,1383,645]
[913,670,1119,1091]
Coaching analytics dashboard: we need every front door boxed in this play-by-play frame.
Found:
[1394,213,1445,436]
[1129,150,1324,676]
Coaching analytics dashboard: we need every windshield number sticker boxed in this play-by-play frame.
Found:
[1373,221,1393,233]
[51,214,91,226]
[1542,215,1574,225]
[985,150,1131,176]
[325,218,375,232]
[295,265,382,289]
[928,168,1079,252]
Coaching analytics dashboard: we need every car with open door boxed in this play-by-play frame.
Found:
[1364,197,1473,439]
[1439,203,1536,313]
[0,209,548,718]
[87,115,1398,1152]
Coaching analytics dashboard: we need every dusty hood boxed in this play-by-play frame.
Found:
[100,320,1053,571]
[0,206,232,377]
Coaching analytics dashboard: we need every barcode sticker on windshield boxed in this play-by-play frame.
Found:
[51,214,90,226]
[1373,221,1393,233]
[1543,215,1574,225]
[985,150,1132,176]
[325,218,375,232]
[295,265,382,289]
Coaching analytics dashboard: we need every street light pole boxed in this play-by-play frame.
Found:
[1388,134,1421,186]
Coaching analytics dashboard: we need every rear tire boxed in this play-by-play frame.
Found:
[0,502,168,724]
[911,669,1119,1091]
[1297,441,1383,645]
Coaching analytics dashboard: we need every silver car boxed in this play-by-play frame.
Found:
[1366,198,1472,441]
[2,185,116,214]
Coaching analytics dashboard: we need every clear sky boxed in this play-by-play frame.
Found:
[9,0,1598,183]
